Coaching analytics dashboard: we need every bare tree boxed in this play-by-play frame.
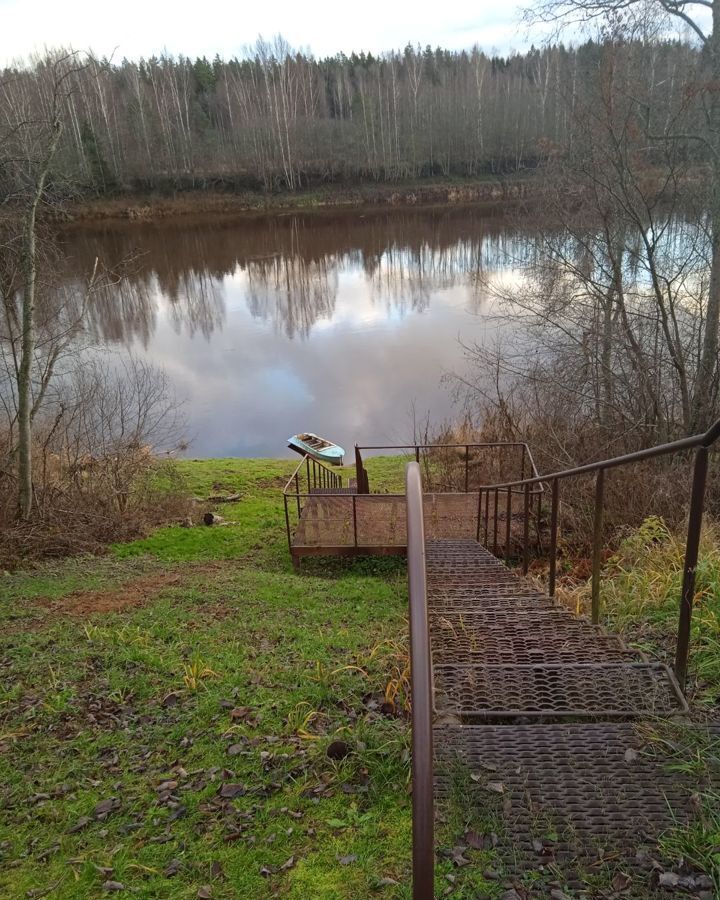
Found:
[454,41,715,458]
[0,52,93,517]
[526,0,720,431]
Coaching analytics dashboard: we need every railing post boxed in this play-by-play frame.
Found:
[295,472,301,517]
[353,494,358,548]
[484,487,490,545]
[415,446,420,463]
[284,495,292,555]
[505,486,512,564]
[306,456,310,492]
[548,479,559,597]
[675,446,709,692]
[476,490,482,543]
[591,469,605,625]
[493,488,499,556]
[523,482,530,575]
[355,445,368,495]
[464,445,469,493]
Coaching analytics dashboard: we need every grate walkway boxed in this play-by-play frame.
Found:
[427,540,709,892]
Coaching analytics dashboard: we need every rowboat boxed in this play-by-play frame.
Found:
[287,433,345,466]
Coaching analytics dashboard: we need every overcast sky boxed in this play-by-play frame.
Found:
[1,0,534,66]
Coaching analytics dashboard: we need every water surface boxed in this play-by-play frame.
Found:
[63,207,523,458]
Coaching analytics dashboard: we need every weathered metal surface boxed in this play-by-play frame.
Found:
[290,493,480,555]
[426,540,687,716]
[435,722,719,890]
[434,662,687,719]
[406,463,434,900]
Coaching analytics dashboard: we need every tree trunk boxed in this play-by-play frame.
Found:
[17,118,63,519]
[691,0,720,433]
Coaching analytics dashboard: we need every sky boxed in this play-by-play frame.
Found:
[0,0,532,66]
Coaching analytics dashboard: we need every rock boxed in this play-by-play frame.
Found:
[326,740,351,760]
[658,872,680,889]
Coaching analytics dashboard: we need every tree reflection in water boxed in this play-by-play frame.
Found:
[61,207,528,344]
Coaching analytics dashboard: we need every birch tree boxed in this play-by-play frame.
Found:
[526,0,720,431]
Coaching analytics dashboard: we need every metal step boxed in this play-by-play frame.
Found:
[434,661,688,720]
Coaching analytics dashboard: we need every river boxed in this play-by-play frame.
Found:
[61,205,526,458]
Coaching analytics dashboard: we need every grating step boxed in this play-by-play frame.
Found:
[430,617,636,664]
[433,662,688,720]
[434,722,719,888]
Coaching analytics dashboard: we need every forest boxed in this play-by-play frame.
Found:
[0,36,708,195]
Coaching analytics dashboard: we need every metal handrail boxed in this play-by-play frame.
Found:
[474,415,720,692]
[354,441,543,496]
[406,462,434,900]
[282,452,345,496]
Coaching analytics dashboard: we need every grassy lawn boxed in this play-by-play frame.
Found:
[4,455,720,898]
[0,457,418,899]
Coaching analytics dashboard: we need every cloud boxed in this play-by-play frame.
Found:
[1,0,528,66]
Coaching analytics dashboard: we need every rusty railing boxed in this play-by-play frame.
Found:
[476,416,720,691]
[282,453,346,553]
[406,461,434,900]
[354,441,543,495]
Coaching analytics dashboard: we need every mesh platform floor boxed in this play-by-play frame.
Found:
[426,539,703,889]
[435,722,720,890]
[426,540,686,718]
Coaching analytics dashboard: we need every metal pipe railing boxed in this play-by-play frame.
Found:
[406,462,434,900]
[282,453,346,552]
[354,441,544,497]
[473,415,720,692]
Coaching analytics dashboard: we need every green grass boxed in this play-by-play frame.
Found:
[0,456,423,898]
[583,515,720,706]
[569,516,720,890]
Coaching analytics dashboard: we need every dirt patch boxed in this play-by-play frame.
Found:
[259,474,294,489]
[27,563,227,621]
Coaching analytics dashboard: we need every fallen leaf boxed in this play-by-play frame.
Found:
[624,748,639,764]
[464,830,487,850]
[612,872,632,891]
[451,848,470,867]
[102,883,124,893]
[218,783,245,799]
[93,798,120,819]
[157,780,178,793]
[337,854,357,865]
[209,861,224,880]
[165,859,183,877]
[279,857,295,871]
[485,782,505,794]
[67,816,91,834]
[197,887,212,899]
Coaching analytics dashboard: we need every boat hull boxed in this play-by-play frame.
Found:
[288,435,345,466]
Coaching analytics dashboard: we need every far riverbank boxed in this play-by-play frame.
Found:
[60,174,535,224]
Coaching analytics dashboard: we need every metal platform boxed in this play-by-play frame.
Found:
[426,539,700,892]
[290,493,479,559]
[435,721,719,887]
[427,540,688,722]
